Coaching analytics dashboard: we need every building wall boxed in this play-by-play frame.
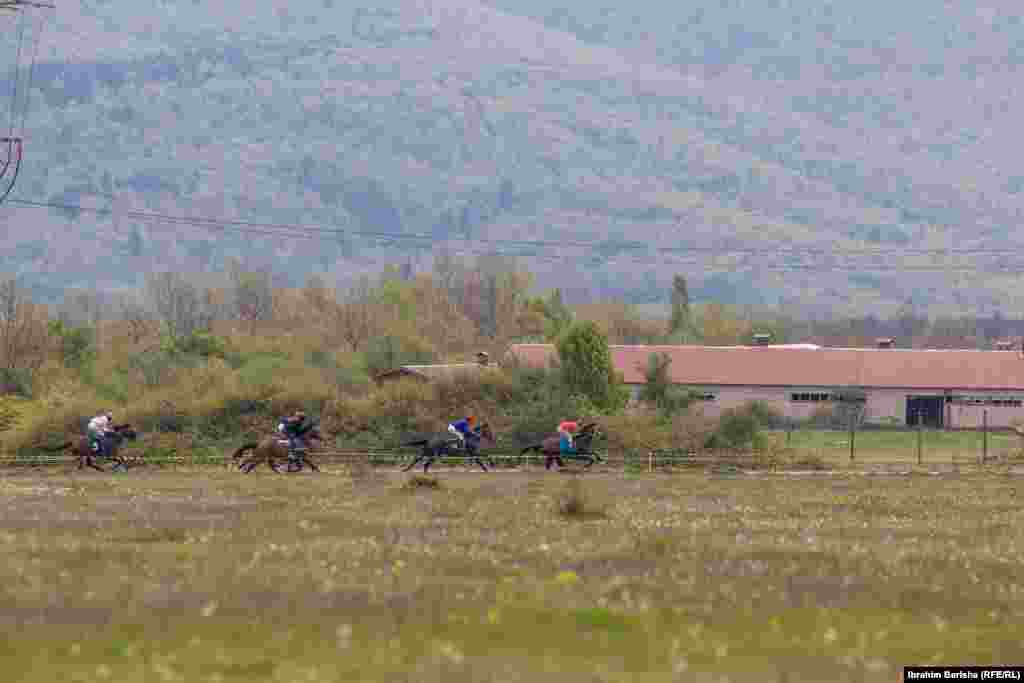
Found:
[946,396,1024,429]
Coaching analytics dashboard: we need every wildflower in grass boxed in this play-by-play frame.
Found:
[556,569,580,585]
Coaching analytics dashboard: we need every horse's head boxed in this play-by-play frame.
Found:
[575,423,600,446]
[113,424,138,442]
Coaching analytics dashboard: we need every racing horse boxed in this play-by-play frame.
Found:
[400,422,496,473]
[230,426,324,473]
[40,424,139,472]
[519,422,602,470]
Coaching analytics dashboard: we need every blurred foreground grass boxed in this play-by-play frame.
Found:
[0,468,1021,681]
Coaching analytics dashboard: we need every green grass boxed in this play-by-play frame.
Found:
[772,428,1019,465]
[0,468,1022,681]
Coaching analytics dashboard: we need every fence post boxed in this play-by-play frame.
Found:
[849,413,855,463]
[917,411,923,466]
[983,409,989,463]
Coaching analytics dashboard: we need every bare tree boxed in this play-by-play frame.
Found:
[302,275,339,343]
[144,272,212,341]
[300,275,378,352]
[113,292,158,345]
[0,276,50,380]
[335,276,377,352]
[56,288,109,349]
[432,249,465,306]
[227,258,274,327]
[56,288,106,328]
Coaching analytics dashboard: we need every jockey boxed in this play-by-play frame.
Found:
[278,410,310,458]
[447,415,476,447]
[87,410,115,457]
[558,418,579,455]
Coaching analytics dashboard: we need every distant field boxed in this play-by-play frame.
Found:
[1,468,1022,682]
[768,428,1020,465]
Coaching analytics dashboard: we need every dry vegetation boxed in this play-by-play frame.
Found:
[0,260,770,463]
[0,468,1021,681]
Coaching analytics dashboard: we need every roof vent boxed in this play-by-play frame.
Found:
[752,333,772,346]
[995,340,1014,351]
[876,338,895,349]
[476,351,490,366]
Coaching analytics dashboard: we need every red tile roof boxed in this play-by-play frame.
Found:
[507,344,1024,390]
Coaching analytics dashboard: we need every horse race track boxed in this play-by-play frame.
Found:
[1,466,1023,682]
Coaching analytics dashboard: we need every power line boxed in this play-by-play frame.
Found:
[8,196,1024,272]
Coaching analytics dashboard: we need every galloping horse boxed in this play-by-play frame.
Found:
[519,422,602,470]
[401,423,496,473]
[230,427,324,473]
[40,424,139,472]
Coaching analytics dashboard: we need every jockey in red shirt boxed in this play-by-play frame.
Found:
[558,419,579,455]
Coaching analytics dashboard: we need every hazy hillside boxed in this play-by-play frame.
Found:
[2,0,1024,314]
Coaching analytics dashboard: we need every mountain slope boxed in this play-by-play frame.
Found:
[1,0,1022,314]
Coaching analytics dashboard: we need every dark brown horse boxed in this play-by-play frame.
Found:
[519,422,602,470]
[400,423,496,472]
[230,428,324,473]
[40,424,139,472]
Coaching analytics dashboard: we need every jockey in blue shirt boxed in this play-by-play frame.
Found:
[278,410,311,459]
[447,415,476,448]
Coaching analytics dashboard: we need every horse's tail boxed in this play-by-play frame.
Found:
[520,444,542,456]
[230,442,259,460]
[38,441,73,452]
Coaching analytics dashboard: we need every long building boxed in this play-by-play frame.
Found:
[507,341,1024,429]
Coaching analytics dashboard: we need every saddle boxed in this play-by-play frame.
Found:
[443,434,480,451]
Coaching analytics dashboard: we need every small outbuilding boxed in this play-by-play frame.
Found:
[374,352,495,384]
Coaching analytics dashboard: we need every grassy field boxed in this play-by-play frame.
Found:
[1,467,1022,682]
[769,428,1021,465]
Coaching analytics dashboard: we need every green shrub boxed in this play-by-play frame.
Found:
[237,354,290,387]
[48,321,96,370]
[0,367,35,397]
[705,401,780,451]
[556,320,627,413]
[163,331,227,359]
[364,334,436,375]
[127,350,176,388]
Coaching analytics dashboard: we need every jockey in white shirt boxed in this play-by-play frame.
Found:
[87,410,115,457]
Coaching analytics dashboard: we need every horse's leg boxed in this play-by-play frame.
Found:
[402,453,421,472]
[301,454,320,472]
[474,452,488,472]
[424,447,441,473]
[87,455,105,472]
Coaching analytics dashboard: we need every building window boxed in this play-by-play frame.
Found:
[790,392,834,402]
[694,392,717,401]
[951,396,1024,407]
